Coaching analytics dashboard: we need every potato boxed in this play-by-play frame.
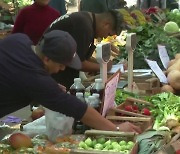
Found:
[167,70,180,90]
[167,59,176,68]
[175,53,180,59]
[167,59,180,74]
[161,84,175,93]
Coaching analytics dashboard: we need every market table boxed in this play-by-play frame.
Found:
[0,105,31,140]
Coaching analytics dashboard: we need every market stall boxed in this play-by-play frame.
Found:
[0,5,180,154]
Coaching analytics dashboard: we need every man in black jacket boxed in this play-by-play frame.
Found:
[0,30,141,133]
[46,10,124,89]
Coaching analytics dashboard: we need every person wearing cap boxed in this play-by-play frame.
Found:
[46,10,124,89]
[0,30,141,133]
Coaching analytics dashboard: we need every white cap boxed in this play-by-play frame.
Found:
[74,78,81,82]
[76,92,84,97]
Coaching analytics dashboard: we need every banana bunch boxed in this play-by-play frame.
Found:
[102,31,127,47]
[102,35,121,46]
[119,9,136,28]
[131,10,147,25]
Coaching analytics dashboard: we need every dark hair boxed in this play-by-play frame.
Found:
[109,9,125,35]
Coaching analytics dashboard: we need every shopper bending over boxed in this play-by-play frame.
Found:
[0,30,140,133]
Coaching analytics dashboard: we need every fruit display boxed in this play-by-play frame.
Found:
[78,137,134,153]
[163,21,180,34]
[107,97,153,132]
[131,10,147,25]
[166,9,180,27]
[0,133,80,154]
[119,8,136,28]
[0,131,137,154]
[9,132,32,149]
[161,53,180,94]
[115,23,180,69]
[116,97,152,117]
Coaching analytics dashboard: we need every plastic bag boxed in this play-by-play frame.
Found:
[44,108,74,142]
[23,116,46,136]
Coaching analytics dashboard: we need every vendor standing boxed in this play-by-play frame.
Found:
[45,10,124,89]
[0,30,141,133]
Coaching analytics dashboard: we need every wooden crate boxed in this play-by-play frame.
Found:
[70,130,138,154]
[108,97,153,117]
[107,97,154,132]
[134,77,161,95]
[106,116,153,133]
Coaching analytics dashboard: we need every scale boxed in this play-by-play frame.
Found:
[96,42,111,85]
[126,33,137,92]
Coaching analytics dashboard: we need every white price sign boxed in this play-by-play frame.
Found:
[157,45,170,69]
[145,59,168,83]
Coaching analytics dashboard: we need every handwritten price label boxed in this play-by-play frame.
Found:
[145,59,168,83]
[157,45,170,69]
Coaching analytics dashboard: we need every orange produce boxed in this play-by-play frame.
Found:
[9,133,32,149]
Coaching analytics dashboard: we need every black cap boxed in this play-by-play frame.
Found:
[38,30,81,70]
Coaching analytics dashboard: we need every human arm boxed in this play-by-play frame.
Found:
[81,106,142,133]
[81,106,116,131]
[81,60,113,72]
[57,83,66,92]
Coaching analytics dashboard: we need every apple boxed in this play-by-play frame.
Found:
[31,107,45,120]
[9,133,32,149]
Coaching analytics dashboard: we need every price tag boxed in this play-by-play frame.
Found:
[145,59,168,83]
[102,71,120,117]
[108,64,124,74]
[157,45,170,69]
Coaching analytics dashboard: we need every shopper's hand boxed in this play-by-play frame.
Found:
[58,84,66,92]
[117,122,142,134]
[111,44,120,55]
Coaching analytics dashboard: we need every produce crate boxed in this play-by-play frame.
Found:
[120,75,161,95]
[107,97,153,132]
[108,97,154,117]
[134,77,161,95]
[106,116,153,133]
[70,130,138,154]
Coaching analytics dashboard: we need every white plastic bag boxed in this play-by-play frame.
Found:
[23,116,46,136]
[44,108,74,142]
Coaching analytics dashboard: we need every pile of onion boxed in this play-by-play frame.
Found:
[161,53,180,94]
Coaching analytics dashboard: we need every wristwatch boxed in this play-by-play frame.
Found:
[116,126,120,131]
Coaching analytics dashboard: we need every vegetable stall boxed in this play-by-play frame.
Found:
[0,5,180,154]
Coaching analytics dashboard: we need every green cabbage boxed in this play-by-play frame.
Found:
[164,21,179,34]
[172,9,179,14]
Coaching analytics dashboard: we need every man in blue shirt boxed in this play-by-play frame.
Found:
[49,0,67,15]
[0,30,141,133]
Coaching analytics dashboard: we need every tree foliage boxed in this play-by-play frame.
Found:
[3,0,32,8]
